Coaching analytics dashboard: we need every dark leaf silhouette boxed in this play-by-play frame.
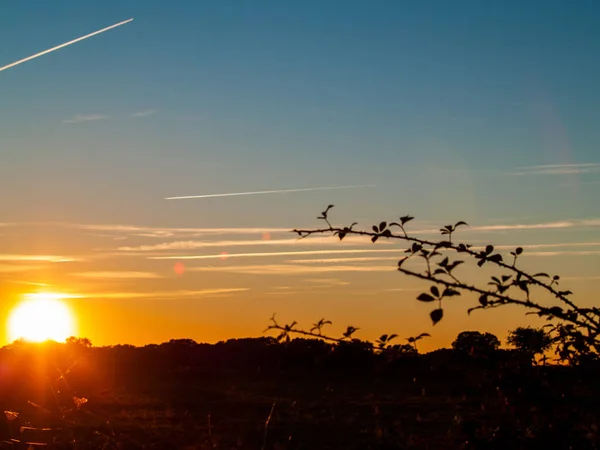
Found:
[417,293,435,303]
[442,288,460,297]
[430,308,444,325]
[400,215,414,225]
[478,294,488,307]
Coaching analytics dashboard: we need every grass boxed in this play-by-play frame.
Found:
[0,341,598,449]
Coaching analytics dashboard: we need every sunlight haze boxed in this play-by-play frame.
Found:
[1,1,599,350]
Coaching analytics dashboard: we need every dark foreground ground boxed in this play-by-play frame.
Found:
[0,339,598,449]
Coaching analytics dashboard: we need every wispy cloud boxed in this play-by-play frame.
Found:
[62,114,108,124]
[66,223,292,238]
[0,254,79,262]
[188,264,395,275]
[118,235,381,252]
[131,109,156,118]
[0,265,44,273]
[6,280,53,287]
[148,249,402,261]
[304,278,350,286]
[510,163,600,176]
[520,250,600,257]
[72,271,162,279]
[287,256,401,264]
[165,184,375,200]
[79,288,249,300]
[560,276,600,282]
[473,242,600,251]
[0,18,133,73]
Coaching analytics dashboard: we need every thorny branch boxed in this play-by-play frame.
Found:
[266,206,600,363]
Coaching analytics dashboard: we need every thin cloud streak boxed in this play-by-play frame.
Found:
[0,265,44,273]
[189,264,394,275]
[68,223,293,237]
[510,163,600,176]
[131,109,157,118]
[118,235,382,252]
[165,184,375,200]
[72,271,162,279]
[287,256,401,264]
[0,18,133,73]
[0,254,78,262]
[62,114,107,124]
[523,250,600,257]
[148,249,402,261]
[79,288,249,300]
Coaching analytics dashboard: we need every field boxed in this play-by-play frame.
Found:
[0,340,598,449]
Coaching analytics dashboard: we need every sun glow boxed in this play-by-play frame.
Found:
[7,293,76,343]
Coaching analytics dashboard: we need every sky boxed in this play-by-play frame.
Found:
[0,0,599,350]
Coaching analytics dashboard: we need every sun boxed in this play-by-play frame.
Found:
[7,293,76,343]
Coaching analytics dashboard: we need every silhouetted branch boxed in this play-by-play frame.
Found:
[283,205,600,363]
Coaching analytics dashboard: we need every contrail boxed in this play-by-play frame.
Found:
[165,184,375,200]
[0,18,133,74]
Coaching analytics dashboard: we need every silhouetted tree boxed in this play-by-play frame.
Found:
[507,326,553,364]
[452,331,500,355]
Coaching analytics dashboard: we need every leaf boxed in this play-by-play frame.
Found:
[417,332,431,339]
[515,247,523,255]
[380,334,388,342]
[485,245,494,255]
[379,222,387,232]
[398,258,408,268]
[517,281,529,295]
[417,293,435,303]
[488,254,503,263]
[447,260,464,272]
[454,221,468,228]
[371,235,379,243]
[433,268,446,275]
[411,243,422,253]
[501,275,512,283]
[372,226,379,233]
[400,215,414,225]
[438,257,449,268]
[477,259,486,267]
[533,272,550,278]
[442,288,460,297]
[558,290,573,297]
[338,231,346,240]
[381,229,392,238]
[430,286,440,297]
[478,294,488,307]
[430,308,444,325]
[553,275,560,281]
[548,307,564,316]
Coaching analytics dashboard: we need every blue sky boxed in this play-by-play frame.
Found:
[0,1,599,347]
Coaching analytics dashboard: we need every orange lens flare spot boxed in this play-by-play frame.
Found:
[220,252,228,260]
[173,262,185,275]
[262,232,271,241]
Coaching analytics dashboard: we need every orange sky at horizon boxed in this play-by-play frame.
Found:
[1,217,598,352]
